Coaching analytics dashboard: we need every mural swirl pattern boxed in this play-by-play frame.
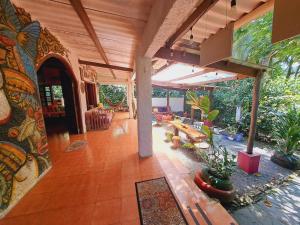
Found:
[0,0,57,216]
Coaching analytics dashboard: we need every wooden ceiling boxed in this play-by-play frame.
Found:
[13,0,272,83]
[173,0,270,54]
[14,0,154,80]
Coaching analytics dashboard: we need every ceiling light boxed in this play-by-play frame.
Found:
[231,0,236,8]
[189,27,194,44]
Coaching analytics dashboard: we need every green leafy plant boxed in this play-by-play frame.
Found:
[274,106,300,155]
[165,131,174,143]
[186,91,219,122]
[225,124,238,136]
[200,146,236,190]
[181,142,196,150]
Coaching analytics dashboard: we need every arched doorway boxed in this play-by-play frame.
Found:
[37,57,81,134]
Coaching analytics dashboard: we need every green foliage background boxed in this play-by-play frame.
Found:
[212,12,300,142]
[99,84,128,106]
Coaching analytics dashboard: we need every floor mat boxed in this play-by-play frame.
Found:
[135,177,187,225]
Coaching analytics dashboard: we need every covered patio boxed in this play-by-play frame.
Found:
[0,0,299,224]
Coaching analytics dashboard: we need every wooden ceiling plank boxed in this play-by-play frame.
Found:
[78,60,133,72]
[166,0,219,47]
[69,0,116,79]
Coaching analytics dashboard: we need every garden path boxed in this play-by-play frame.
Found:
[232,175,300,225]
[152,124,299,225]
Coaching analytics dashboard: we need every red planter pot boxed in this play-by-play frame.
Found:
[194,171,235,203]
[203,120,213,127]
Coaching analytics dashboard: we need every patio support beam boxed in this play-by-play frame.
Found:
[247,72,263,154]
[127,81,134,119]
[166,90,170,110]
[136,56,153,157]
[70,0,117,79]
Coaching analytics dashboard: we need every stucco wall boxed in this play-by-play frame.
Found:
[152,97,184,112]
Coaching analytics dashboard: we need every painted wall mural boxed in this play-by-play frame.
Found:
[0,0,52,217]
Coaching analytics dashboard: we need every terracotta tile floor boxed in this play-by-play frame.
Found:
[0,113,236,225]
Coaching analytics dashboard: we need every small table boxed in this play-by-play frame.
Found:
[169,120,207,143]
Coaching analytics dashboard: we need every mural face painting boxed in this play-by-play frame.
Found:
[0,0,51,216]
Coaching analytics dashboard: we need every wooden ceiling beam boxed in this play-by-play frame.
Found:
[206,61,262,77]
[155,48,264,77]
[166,0,219,47]
[169,68,215,82]
[69,0,117,79]
[152,81,215,91]
[78,60,133,72]
[154,47,200,65]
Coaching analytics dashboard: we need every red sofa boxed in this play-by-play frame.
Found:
[85,108,113,131]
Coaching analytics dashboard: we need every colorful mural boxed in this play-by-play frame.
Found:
[0,0,51,216]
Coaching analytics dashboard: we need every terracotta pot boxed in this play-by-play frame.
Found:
[194,170,235,203]
[203,120,213,127]
[172,136,181,149]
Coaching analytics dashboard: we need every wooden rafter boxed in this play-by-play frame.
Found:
[78,60,133,72]
[152,81,215,91]
[155,48,265,77]
[155,47,200,65]
[169,68,215,82]
[69,0,117,79]
[152,61,176,76]
[183,74,238,86]
[206,61,263,77]
[166,0,219,47]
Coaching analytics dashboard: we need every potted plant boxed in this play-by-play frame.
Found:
[271,106,300,170]
[224,125,237,140]
[165,131,174,143]
[172,136,181,149]
[181,142,196,150]
[186,91,219,127]
[195,144,236,203]
[194,122,236,203]
[222,123,244,142]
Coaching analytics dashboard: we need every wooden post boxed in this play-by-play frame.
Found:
[247,72,263,154]
[127,81,134,119]
[191,108,195,120]
[208,89,213,109]
[166,90,170,110]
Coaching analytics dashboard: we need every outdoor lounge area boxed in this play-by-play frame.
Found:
[0,0,299,225]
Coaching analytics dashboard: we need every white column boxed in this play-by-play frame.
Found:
[136,56,153,157]
[127,81,134,119]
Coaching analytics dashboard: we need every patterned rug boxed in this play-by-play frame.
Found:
[135,177,187,225]
[65,140,87,152]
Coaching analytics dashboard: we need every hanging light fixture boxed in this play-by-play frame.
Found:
[189,26,194,45]
[231,0,237,8]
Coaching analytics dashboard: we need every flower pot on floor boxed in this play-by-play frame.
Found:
[203,120,213,127]
[271,152,300,170]
[194,170,235,203]
[172,136,181,149]
[234,133,244,142]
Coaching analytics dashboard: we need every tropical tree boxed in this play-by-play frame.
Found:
[211,11,300,143]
